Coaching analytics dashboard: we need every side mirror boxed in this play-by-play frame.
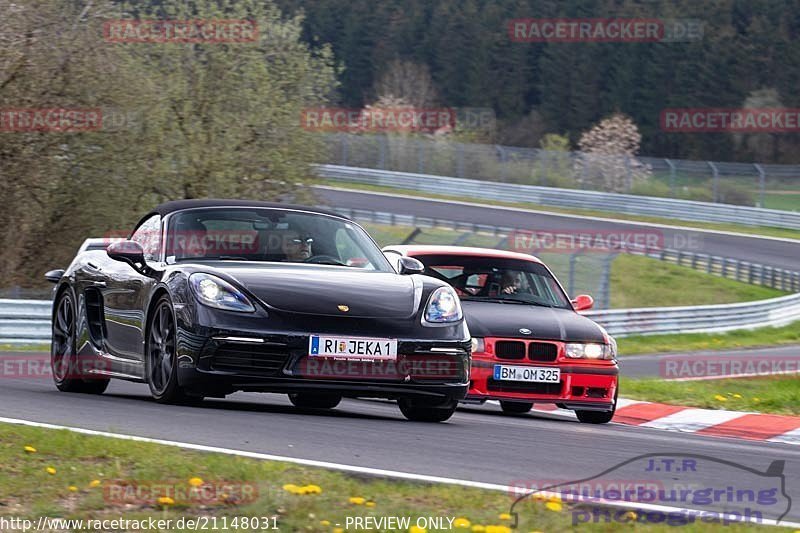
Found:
[107,240,146,269]
[44,269,65,284]
[571,294,594,311]
[398,256,425,275]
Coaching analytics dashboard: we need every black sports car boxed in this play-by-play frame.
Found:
[46,200,471,422]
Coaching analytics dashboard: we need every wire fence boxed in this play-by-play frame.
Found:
[320,133,800,211]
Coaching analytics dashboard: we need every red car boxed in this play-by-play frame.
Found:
[383,245,619,423]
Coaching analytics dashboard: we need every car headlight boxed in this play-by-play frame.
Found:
[471,337,485,354]
[423,286,463,324]
[189,273,255,312]
[565,342,615,360]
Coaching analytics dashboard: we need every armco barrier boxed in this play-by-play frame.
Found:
[3,291,799,343]
[316,165,800,230]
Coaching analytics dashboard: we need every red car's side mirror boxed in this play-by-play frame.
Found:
[571,294,594,311]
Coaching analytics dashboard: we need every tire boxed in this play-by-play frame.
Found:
[51,290,110,395]
[398,398,458,423]
[575,388,617,424]
[288,393,342,409]
[500,401,533,414]
[145,295,200,404]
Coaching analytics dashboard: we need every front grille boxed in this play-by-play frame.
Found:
[528,342,558,362]
[403,354,467,381]
[495,341,526,360]
[487,378,562,395]
[211,342,290,376]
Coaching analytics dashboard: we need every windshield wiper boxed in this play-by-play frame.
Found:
[462,297,555,308]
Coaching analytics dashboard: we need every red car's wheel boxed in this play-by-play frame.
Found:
[575,388,617,424]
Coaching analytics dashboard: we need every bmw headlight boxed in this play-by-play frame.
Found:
[565,342,615,360]
[471,337,485,354]
[423,286,463,325]
[189,273,255,312]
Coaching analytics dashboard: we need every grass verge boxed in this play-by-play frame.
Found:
[621,375,800,416]
[617,322,800,355]
[362,223,786,309]
[324,181,800,241]
[0,423,775,532]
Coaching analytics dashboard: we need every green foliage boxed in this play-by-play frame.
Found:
[0,0,337,286]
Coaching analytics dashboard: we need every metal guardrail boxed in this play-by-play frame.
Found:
[317,164,800,230]
[335,207,800,292]
[583,292,800,337]
[3,291,798,343]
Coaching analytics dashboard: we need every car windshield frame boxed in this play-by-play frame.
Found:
[159,206,394,272]
[411,253,573,310]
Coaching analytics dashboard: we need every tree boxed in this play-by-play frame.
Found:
[575,113,652,193]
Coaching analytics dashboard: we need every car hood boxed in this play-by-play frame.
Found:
[206,263,422,319]
[461,300,606,342]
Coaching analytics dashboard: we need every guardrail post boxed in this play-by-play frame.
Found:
[754,163,766,208]
[341,133,349,166]
[624,155,633,192]
[378,135,387,169]
[708,161,719,203]
[457,143,465,178]
[735,260,742,282]
[721,257,727,278]
[665,159,676,197]
[497,146,508,182]
[568,252,578,296]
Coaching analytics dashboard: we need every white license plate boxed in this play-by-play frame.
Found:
[493,365,560,383]
[309,335,398,361]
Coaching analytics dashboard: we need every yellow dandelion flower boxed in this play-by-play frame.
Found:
[89,480,101,488]
[498,513,512,521]
[365,501,376,507]
[68,486,78,492]
[282,484,300,494]
[24,446,37,454]
[304,484,322,494]
[733,393,742,399]
[753,397,761,402]
[713,394,727,402]
[349,496,366,505]
[547,494,562,503]
[188,477,204,487]
[409,526,427,533]
[157,496,175,506]
[454,517,471,528]
[333,529,344,533]
[320,520,331,527]
[623,511,638,521]
[471,526,485,532]
[545,501,563,512]
[46,467,56,475]
[485,526,511,533]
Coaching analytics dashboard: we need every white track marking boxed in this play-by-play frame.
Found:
[641,409,750,432]
[768,427,800,446]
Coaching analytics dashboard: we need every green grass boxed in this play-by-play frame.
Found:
[609,255,786,309]
[622,375,800,415]
[325,181,800,241]
[362,223,787,310]
[0,343,49,352]
[0,423,772,532]
[617,321,800,355]
[762,192,800,212]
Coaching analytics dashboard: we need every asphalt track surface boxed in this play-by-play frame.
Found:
[1,371,799,521]
[315,187,800,271]
[620,344,800,379]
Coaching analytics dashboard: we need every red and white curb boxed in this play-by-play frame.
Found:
[530,399,800,445]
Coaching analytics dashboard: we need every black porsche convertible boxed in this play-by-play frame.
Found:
[46,200,471,422]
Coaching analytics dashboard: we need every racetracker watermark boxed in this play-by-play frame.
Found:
[103,19,258,43]
[296,355,463,380]
[508,18,703,43]
[661,108,800,133]
[660,356,800,380]
[300,107,456,133]
[510,228,665,254]
[0,109,101,132]
[104,480,259,505]
[0,355,110,380]
[508,453,791,528]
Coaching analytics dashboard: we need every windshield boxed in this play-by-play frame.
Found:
[413,254,572,309]
[166,208,392,272]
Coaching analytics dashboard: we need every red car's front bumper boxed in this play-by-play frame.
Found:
[466,337,618,410]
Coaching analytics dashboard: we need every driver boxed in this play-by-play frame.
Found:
[501,270,523,294]
[281,229,313,262]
